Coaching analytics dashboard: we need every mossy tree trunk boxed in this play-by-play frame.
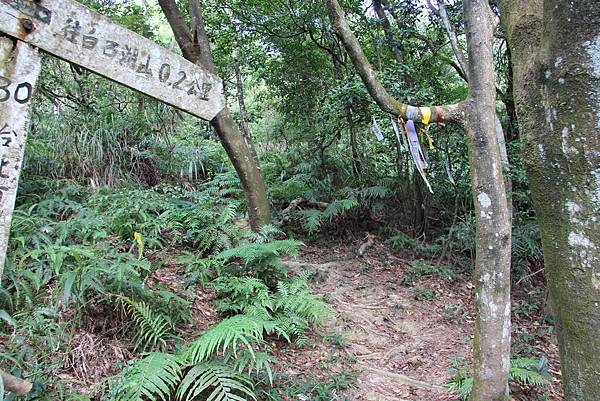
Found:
[324,0,512,398]
[158,0,271,231]
[501,0,600,399]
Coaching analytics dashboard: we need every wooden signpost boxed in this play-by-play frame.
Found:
[0,37,41,280]
[0,0,226,278]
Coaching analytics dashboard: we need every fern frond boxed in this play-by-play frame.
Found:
[212,276,273,313]
[274,279,328,324]
[116,353,181,401]
[447,375,473,400]
[246,224,283,244]
[176,362,256,401]
[297,209,323,235]
[358,186,389,200]
[228,349,274,384]
[116,296,171,351]
[183,315,281,364]
[322,198,359,220]
[215,240,302,266]
[509,367,547,386]
[509,357,550,386]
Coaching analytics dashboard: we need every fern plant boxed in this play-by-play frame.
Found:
[215,240,302,281]
[184,314,282,364]
[212,276,273,314]
[271,277,329,345]
[113,314,280,401]
[115,295,173,351]
[213,275,329,346]
[509,357,551,386]
[115,353,181,401]
[176,362,256,401]
[447,357,550,400]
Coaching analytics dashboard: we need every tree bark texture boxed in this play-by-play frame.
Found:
[158,0,271,230]
[462,1,512,400]
[501,0,600,399]
[324,0,512,398]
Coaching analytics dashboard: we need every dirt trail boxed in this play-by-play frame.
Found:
[281,241,474,401]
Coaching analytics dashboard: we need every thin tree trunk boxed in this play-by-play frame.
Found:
[501,0,600,399]
[373,0,403,64]
[413,172,425,235]
[158,0,271,230]
[232,47,258,161]
[463,1,512,399]
[345,107,362,177]
[434,0,469,80]
[429,0,513,217]
[211,108,271,228]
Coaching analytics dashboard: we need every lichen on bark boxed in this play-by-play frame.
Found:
[501,0,600,399]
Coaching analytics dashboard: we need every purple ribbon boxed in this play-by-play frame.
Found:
[406,120,433,193]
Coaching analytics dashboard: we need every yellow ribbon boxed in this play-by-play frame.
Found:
[420,107,431,125]
[419,127,435,150]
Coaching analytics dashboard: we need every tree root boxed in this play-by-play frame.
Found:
[0,368,33,396]
[361,363,444,391]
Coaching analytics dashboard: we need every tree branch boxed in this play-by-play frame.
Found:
[157,0,200,62]
[324,0,465,125]
[373,0,403,64]
[434,0,469,80]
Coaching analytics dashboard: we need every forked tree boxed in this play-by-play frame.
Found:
[324,0,512,399]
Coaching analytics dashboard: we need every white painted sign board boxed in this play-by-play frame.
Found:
[0,0,226,121]
[0,37,41,279]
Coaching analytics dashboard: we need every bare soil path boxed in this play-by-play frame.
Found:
[279,240,474,401]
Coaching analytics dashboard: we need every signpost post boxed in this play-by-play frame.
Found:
[0,0,226,279]
[0,37,41,279]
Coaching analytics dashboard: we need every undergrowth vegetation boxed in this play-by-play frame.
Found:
[0,174,328,401]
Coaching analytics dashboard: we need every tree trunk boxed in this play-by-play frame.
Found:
[413,172,425,235]
[211,108,271,229]
[463,1,512,399]
[345,107,362,177]
[232,46,258,161]
[501,1,600,399]
[433,0,469,79]
[158,0,271,230]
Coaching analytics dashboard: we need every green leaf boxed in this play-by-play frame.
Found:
[0,310,16,328]
[176,362,256,401]
[183,315,282,365]
[61,270,77,309]
[116,353,181,401]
